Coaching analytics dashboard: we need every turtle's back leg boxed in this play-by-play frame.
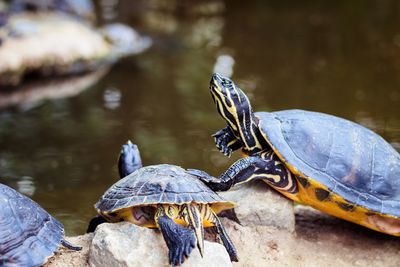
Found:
[208,209,238,262]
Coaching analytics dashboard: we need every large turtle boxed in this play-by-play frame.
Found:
[0,183,81,267]
[0,1,151,86]
[92,141,238,266]
[193,73,400,236]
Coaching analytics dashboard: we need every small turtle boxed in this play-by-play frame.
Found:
[0,183,81,267]
[194,73,400,236]
[86,139,143,233]
[0,7,151,86]
[93,141,238,266]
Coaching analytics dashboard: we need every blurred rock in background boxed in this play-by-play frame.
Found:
[0,0,151,87]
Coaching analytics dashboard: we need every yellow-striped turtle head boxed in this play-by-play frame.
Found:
[209,73,265,154]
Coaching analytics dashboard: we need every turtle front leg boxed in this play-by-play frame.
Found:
[191,151,298,194]
[155,205,196,266]
[189,156,267,191]
[209,210,238,262]
[213,127,243,157]
[187,168,232,191]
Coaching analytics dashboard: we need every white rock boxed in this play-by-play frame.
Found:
[219,180,295,232]
[89,222,233,267]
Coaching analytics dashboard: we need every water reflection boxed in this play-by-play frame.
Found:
[0,0,399,235]
[213,54,235,77]
[99,0,119,22]
[103,86,121,109]
[17,175,35,196]
[0,68,108,110]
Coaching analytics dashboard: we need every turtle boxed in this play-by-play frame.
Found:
[0,183,81,267]
[86,139,143,233]
[0,5,151,86]
[92,141,238,266]
[192,73,400,236]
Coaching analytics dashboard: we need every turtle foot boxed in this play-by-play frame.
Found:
[212,129,233,157]
[158,215,196,266]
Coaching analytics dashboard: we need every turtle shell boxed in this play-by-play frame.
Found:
[0,183,64,267]
[256,110,400,217]
[95,164,235,214]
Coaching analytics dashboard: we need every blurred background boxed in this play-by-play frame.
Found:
[0,0,399,235]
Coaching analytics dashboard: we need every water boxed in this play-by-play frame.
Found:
[0,0,399,235]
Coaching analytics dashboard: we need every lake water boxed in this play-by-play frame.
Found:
[0,0,399,235]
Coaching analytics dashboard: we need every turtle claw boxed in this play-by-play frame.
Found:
[223,147,232,158]
[212,128,237,157]
[214,137,232,156]
[214,136,224,151]
[168,226,196,266]
[158,214,196,267]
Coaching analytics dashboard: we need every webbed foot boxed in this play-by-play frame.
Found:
[157,214,196,266]
[212,127,242,157]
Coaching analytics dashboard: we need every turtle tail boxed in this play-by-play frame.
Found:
[61,239,82,251]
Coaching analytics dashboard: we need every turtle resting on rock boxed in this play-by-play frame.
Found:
[0,183,81,267]
[193,73,400,237]
[92,141,238,266]
[0,4,151,86]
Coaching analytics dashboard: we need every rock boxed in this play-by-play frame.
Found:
[219,180,295,232]
[45,234,93,267]
[0,12,151,86]
[223,213,400,267]
[44,193,400,267]
[44,208,400,267]
[89,222,232,267]
[222,219,298,267]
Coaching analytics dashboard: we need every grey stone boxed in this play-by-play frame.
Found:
[219,180,295,232]
[88,222,232,267]
[46,208,400,267]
